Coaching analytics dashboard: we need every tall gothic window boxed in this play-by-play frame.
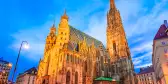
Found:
[113,42,116,51]
[42,80,45,84]
[69,55,72,62]
[67,54,70,62]
[66,71,70,84]
[85,61,87,72]
[75,72,78,84]
[75,43,79,52]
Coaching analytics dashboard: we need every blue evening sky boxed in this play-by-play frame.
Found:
[1,0,168,81]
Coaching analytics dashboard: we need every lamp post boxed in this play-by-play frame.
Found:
[11,41,29,83]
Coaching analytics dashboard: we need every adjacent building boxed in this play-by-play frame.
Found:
[16,67,37,84]
[136,66,157,84]
[0,58,12,84]
[35,0,135,84]
[153,20,168,84]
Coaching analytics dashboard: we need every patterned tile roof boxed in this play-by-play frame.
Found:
[69,25,104,48]
[18,67,37,75]
[0,58,9,64]
[137,66,154,75]
[154,24,168,40]
[24,67,37,74]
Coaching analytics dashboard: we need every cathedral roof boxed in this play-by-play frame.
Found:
[24,67,37,74]
[0,58,9,64]
[69,25,104,48]
[137,66,154,75]
[154,24,168,40]
[18,67,37,77]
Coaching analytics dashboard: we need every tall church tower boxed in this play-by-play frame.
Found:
[106,1,135,84]
[107,0,131,62]
[44,22,57,53]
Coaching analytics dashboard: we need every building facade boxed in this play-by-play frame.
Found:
[0,58,12,84]
[136,66,157,84]
[16,67,37,84]
[152,20,168,84]
[36,0,135,84]
[36,11,103,84]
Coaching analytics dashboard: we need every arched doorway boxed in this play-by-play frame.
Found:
[42,79,45,84]
[66,71,70,84]
[82,61,87,84]
[75,72,78,84]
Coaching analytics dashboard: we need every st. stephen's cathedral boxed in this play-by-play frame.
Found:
[36,0,135,84]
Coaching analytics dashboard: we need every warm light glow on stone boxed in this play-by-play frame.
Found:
[8,63,12,67]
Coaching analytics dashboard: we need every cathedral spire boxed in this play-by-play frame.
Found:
[50,19,56,34]
[64,9,66,15]
[52,19,55,27]
[61,9,69,20]
[110,0,116,9]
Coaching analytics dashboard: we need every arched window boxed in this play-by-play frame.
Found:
[113,42,116,51]
[75,72,78,84]
[85,61,87,72]
[75,43,79,52]
[66,71,70,84]
[70,55,73,62]
[42,79,45,84]
[67,54,69,62]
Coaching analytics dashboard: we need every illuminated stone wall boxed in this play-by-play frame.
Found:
[153,38,168,84]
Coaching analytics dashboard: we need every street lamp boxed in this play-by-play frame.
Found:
[11,41,29,82]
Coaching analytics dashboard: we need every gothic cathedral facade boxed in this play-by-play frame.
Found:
[36,0,135,84]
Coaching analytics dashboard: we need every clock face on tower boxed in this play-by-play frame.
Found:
[161,40,168,46]
[162,41,166,45]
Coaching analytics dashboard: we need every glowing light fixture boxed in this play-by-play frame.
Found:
[23,43,29,49]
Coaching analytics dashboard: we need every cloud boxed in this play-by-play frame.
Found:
[125,0,168,37]
[131,37,144,45]
[84,11,107,45]
[133,51,152,62]
[133,51,152,69]
[134,63,152,69]
[9,21,53,61]
[131,41,152,54]
[116,0,143,22]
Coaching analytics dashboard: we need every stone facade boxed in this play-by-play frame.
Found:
[107,0,130,62]
[36,11,102,84]
[36,0,135,84]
